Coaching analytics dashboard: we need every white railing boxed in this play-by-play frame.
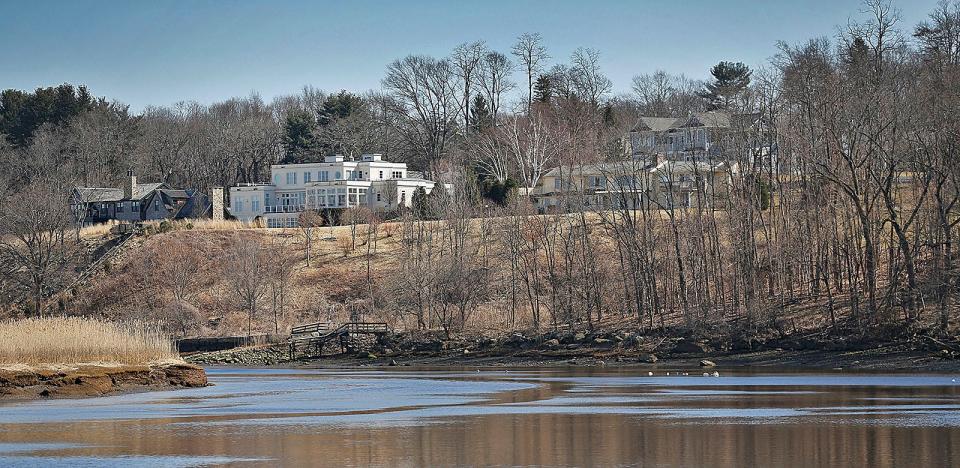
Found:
[264,204,305,213]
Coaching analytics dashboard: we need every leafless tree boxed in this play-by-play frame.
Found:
[512,32,550,112]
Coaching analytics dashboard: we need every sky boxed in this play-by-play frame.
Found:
[0,0,941,113]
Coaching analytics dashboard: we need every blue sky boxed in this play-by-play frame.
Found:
[0,0,939,112]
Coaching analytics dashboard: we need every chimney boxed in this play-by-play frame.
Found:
[124,170,137,199]
[210,187,224,221]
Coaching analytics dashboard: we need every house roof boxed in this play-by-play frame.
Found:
[633,116,681,132]
[74,182,167,202]
[682,111,731,128]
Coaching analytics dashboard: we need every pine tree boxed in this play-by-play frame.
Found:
[411,186,429,219]
[282,110,319,164]
[698,61,751,110]
[471,95,491,131]
[533,74,553,103]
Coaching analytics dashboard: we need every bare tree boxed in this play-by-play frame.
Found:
[512,32,550,112]
[478,51,516,124]
[0,178,74,316]
[451,41,487,130]
[225,234,268,337]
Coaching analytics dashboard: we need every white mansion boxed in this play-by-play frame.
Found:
[229,154,441,227]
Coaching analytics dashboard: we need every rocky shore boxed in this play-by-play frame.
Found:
[185,328,960,372]
[0,361,208,400]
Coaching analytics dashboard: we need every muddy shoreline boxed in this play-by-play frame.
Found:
[186,330,960,373]
[0,361,208,400]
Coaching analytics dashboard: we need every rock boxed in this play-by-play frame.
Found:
[673,340,707,354]
[574,332,587,342]
[389,359,398,366]
[700,360,716,367]
[365,352,377,359]
[641,353,658,363]
[593,338,611,345]
[544,338,560,348]
[462,349,471,355]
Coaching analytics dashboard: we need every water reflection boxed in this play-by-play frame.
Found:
[0,367,958,467]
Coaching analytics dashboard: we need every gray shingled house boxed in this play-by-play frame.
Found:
[72,172,213,225]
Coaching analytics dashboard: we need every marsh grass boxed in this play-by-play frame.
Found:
[0,317,179,366]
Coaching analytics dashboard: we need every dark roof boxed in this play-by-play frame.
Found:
[73,182,167,202]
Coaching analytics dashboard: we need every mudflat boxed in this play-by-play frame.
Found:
[0,361,207,400]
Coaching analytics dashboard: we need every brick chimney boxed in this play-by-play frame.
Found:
[124,170,137,199]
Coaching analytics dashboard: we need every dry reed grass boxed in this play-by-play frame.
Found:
[0,317,179,366]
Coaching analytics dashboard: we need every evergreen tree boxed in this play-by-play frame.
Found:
[533,74,553,103]
[282,110,319,163]
[0,84,97,147]
[470,94,491,131]
[411,186,429,219]
[318,90,362,125]
[698,61,752,110]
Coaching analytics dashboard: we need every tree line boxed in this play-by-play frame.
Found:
[2,0,959,342]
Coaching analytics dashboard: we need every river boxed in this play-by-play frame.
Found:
[1,367,959,467]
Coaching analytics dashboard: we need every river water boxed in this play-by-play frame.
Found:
[1,366,959,467]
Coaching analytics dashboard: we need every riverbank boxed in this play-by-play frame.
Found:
[185,329,960,372]
[0,360,208,400]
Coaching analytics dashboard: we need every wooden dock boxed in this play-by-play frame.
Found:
[288,321,389,359]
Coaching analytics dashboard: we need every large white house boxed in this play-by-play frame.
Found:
[229,154,441,227]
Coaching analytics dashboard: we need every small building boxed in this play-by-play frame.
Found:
[72,172,213,225]
[229,154,445,227]
[532,158,738,211]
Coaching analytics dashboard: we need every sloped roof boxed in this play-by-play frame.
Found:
[74,182,167,202]
[683,111,731,128]
[633,116,682,132]
[74,187,123,203]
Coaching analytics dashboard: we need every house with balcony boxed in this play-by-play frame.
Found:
[625,111,773,168]
[228,154,443,227]
[532,158,737,212]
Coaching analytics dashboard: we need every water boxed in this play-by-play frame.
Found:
[1,366,959,467]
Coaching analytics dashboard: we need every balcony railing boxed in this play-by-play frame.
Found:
[264,204,305,213]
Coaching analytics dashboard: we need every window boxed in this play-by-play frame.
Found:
[376,192,382,202]
[379,171,384,179]
[273,174,280,185]
[304,172,312,183]
[356,170,363,179]
[131,201,140,211]
[252,199,261,212]
[235,199,244,212]
[335,171,341,180]
[286,172,296,185]
[392,171,403,179]
[116,202,124,213]
[320,171,329,181]
[554,178,561,189]
[154,199,160,210]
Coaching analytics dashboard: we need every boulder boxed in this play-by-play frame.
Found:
[389,359,398,366]
[593,338,612,345]
[641,353,658,363]
[543,338,560,348]
[672,340,707,354]
[573,332,587,342]
[699,359,716,367]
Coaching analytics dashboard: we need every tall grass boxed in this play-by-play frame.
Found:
[0,317,179,366]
